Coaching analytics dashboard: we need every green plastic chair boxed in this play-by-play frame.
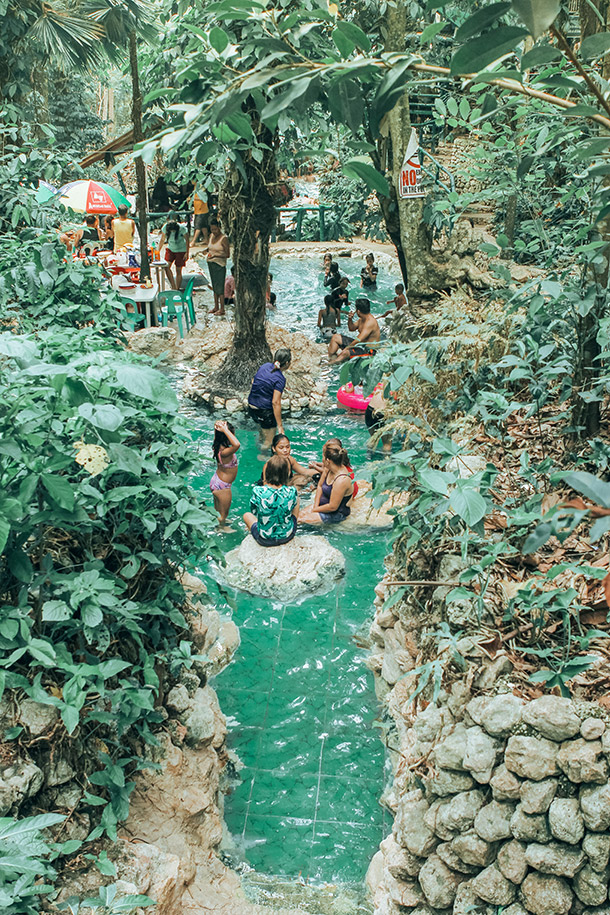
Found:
[162,277,196,328]
[181,276,196,327]
[113,299,146,332]
[158,294,186,338]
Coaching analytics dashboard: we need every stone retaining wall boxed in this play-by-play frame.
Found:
[367,577,610,915]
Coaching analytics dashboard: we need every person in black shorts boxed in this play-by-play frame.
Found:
[328,298,381,363]
[247,348,292,448]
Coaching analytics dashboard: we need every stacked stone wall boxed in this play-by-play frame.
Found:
[367,579,610,915]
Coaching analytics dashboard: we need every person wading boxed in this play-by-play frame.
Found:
[247,348,292,449]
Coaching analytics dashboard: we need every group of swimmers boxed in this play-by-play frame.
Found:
[210,422,358,544]
[317,252,408,362]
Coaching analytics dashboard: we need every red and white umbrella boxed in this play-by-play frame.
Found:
[58,180,131,214]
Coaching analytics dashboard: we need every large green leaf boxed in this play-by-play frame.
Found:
[521,43,562,69]
[42,474,74,511]
[332,27,355,58]
[0,813,65,840]
[563,471,610,509]
[326,77,364,133]
[7,549,33,583]
[336,20,370,52]
[42,600,72,621]
[342,158,389,196]
[61,705,80,735]
[0,517,9,554]
[418,469,454,495]
[451,26,529,75]
[370,56,416,134]
[209,26,229,53]
[261,77,316,121]
[79,402,123,431]
[580,31,610,59]
[449,488,487,527]
[116,364,178,411]
[511,0,560,39]
[455,2,511,42]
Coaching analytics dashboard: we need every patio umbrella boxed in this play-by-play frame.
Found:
[57,180,130,215]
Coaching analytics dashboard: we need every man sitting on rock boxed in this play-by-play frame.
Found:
[328,298,380,363]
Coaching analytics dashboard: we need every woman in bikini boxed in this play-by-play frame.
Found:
[299,442,354,525]
[209,420,240,525]
[309,437,358,498]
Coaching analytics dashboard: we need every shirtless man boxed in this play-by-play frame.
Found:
[328,297,380,363]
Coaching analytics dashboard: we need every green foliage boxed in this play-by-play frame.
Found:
[0,230,119,334]
[0,323,217,888]
[0,812,65,914]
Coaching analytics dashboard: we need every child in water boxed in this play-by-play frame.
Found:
[210,420,240,525]
[317,294,341,340]
[382,283,408,318]
[257,434,317,489]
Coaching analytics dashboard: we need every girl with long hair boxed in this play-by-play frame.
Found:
[209,420,240,525]
[247,348,292,448]
[299,441,354,525]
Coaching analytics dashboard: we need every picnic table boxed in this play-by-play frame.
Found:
[112,276,159,328]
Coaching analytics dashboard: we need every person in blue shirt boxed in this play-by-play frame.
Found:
[247,348,292,448]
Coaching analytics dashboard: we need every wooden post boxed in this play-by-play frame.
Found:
[296,207,304,241]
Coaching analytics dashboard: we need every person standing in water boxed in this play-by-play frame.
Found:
[209,420,240,525]
[207,219,231,315]
[317,294,341,340]
[247,348,291,448]
[360,252,378,289]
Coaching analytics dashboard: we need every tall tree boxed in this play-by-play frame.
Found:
[87,0,156,282]
[215,103,280,389]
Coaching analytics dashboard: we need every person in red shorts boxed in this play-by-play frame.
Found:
[159,213,189,290]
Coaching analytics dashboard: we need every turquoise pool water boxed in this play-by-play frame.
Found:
[268,254,401,340]
[186,412,390,885]
[179,250,395,888]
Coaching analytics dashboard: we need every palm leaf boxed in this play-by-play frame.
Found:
[26,5,104,70]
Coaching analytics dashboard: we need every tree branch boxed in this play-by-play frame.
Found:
[550,24,610,121]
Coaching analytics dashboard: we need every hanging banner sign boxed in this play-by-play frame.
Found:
[398,128,424,199]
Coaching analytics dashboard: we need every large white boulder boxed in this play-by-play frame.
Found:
[221,534,345,601]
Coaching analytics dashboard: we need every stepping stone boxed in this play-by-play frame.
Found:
[221,534,345,602]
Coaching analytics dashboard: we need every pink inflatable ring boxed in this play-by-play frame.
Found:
[337,384,373,411]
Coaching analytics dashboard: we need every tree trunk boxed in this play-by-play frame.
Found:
[210,104,280,392]
[129,29,150,283]
[571,5,610,436]
[372,0,482,299]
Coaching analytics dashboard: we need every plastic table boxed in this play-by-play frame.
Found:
[113,278,159,328]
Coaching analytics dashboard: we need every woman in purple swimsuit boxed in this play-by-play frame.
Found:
[299,442,354,525]
[210,420,240,525]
